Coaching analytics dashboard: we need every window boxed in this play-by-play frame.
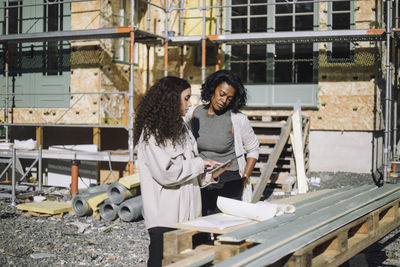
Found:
[275,0,314,83]
[3,1,23,76]
[329,0,353,61]
[43,0,66,75]
[229,0,317,84]
[230,0,268,83]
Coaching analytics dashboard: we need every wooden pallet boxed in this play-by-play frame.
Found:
[163,186,400,267]
[283,198,400,267]
[244,111,310,195]
[163,229,255,266]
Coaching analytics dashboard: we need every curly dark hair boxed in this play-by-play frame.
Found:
[200,69,247,113]
[134,76,191,147]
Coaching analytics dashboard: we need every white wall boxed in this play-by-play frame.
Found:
[309,131,383,173]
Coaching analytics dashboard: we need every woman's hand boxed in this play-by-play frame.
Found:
[202,158,221,170]
[211,161,232,179]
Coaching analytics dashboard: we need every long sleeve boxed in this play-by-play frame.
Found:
[237,113,260,159]
[139,136,205,187]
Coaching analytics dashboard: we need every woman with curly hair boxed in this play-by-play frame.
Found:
[185,70,260,215]
[134,76,228,267]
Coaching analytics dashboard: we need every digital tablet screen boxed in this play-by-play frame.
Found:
[206,154,243,174]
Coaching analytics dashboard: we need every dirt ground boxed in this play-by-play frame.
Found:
[0,171,399,266]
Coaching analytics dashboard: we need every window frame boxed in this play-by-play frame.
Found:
[225,0,319,107]
[327,0,355,63]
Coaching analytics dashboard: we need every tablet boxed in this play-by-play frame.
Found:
[206,154,243,174]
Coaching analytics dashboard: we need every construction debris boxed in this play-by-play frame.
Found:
[17,201,72,215]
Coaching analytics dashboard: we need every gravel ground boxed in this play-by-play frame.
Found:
[0,172,399,267]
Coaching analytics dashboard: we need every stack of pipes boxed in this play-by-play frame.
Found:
[72,174,142,222]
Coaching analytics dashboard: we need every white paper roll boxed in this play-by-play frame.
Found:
[217,197,280,221]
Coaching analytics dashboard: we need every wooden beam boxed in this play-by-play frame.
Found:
[251,116,292,203]
[36,126,43,149]
[93,127,101,151]
[291,108,308,194]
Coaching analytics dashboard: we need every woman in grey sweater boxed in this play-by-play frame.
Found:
[134,76,227,267]
[185,70,260,215]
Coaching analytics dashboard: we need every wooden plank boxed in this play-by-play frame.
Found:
[213,185,400,267]
[17,201,72,215]
[165,247,215,267]
[172,213,257,234]
[213,241,254,264]
[291,108,308,194]
[251,116,292,203]
[256,135,280,144]
[250,121,285,128]
[36,127,43,150]
[281,198,400,267]
[93,127,101,151]
[163,229,198,257]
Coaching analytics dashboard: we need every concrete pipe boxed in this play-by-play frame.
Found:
[99,199,119,221]
[118,195,143,222]
[72,185,110,217]
[107,182,138,204]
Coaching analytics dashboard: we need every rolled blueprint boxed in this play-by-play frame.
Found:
[118,195,143,222]
[216,196,295,221]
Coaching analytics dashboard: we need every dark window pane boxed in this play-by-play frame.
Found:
[250,0,267,15]
[333,1,350,11]
[8,2,19,34]
[250,17,267,32]
[276,0,292,14]
[7,2,20,75]
[48,0,59,31]
[231,63,247,82]
[295,61,313,83]
[232,0,247,16]
[295,43,313,59]
[249,63,266,83]
[232,18,247,33]
[47,42,58,75]
[276,44,292,59]
[296,1,313,13]
[276,16,292,31]
[332,42,350,58]
[275,62,292,83]
[250,45,266,60]
[333,13,350,29]
[231,45,247,61]
[295,15,313,31]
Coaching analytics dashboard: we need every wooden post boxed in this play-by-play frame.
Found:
[36,126,43,150]
[93,127,101,151]
[93,127,101,184]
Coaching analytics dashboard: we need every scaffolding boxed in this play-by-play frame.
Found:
[0,0,398,197]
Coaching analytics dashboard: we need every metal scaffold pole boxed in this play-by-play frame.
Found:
[201,0,206,83]
[384,0,393,183]
[394,0,399,159]
[128,0,135,173]
[5,0,9,142]
[164,0,169,77]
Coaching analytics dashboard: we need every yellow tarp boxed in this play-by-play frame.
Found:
[17,201,72,215]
